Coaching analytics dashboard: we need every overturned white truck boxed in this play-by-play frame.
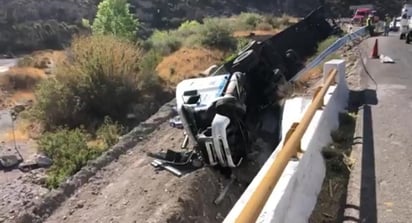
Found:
[150,7,338,175]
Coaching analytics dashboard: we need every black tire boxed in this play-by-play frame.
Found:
[231,49,259,72]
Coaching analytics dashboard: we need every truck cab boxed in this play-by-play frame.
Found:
[351,8,379,25]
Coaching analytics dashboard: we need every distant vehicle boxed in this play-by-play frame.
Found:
[400,14,412,43]
[351,8,379,25]
[402,4,412,18]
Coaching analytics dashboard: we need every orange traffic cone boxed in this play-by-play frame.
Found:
[371,39,379,59]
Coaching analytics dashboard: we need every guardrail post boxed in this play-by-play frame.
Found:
[323,59,347,86]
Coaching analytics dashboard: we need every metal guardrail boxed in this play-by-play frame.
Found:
[234,68,338,223]
[292,26,367,81]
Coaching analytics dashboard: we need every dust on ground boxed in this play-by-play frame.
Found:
[44,122,246,223]
[156,47,225,86]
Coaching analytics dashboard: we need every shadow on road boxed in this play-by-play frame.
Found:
[342,89,378,223]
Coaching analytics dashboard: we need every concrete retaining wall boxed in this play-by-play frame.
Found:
[224,59,349,223]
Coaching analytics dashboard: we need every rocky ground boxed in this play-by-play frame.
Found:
[0,60,47,223]
[42,122,246,223]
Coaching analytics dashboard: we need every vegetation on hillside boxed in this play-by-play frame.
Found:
[26,0,161,188]
[27,7,295,188]
[0,0,406,53]
[144,12,292,56]
[91,0,139,40]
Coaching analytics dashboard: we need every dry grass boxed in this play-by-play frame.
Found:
[0,67,46,90]
[9,90,36,104]
[155,47,225,86]
[292,66,323,95]
[17,50,66,69]
[0,118,42,142]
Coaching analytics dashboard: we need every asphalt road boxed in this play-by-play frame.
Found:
[0,59,17,73]
[345,33,412,223]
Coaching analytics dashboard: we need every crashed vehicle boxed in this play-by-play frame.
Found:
[151,7,336,173]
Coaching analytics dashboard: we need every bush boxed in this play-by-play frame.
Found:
[146,30,182,55]
[33,35,155,130]
[96,117,123,148]
[17,55,35,67]
[139,49,163,76]
[236,12,264,30]
[177,20,202,37]
[199,18,237,50]
[38,128,99,188]
[92,0,139,40]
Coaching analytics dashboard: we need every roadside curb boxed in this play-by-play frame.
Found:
[343,105,363,222]
[15,99,176,223]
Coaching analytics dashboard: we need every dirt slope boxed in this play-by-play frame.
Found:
[156,47,225,86]
[44,122,246,223]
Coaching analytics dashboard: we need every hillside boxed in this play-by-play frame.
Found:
[0,0,406,53]
[0,0,317,53]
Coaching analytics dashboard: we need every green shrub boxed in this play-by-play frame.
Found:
[38,128,99,188]
[146,30,182,55]
[236,12,264,30]
[139,49,163,75]
[96,117,123,148]
[199,18,237,50]
[177,20,202,37]
[239,12,263,28]
[33,35,154,130]
[92,0,139,40]
[17,55,35,67]
[236,37,251,52]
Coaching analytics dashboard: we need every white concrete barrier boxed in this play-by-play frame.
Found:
[224,59,349,223]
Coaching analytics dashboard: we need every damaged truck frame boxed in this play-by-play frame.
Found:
[150,7,337,177]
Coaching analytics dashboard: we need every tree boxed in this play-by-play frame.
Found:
[92,0,138,40]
